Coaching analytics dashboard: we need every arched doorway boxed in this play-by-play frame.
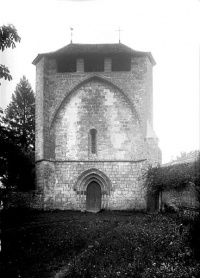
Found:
[86,181,101,212]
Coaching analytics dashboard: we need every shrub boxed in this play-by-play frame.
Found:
[188,217,200,259]
[144,151,199,196]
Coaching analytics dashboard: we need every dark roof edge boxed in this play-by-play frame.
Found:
[32,43,156,66]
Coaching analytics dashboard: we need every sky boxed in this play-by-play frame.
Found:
[0,0,199,163]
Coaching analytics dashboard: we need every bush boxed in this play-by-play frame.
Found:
[146,153,199,192]
[0,146,35,191]
[188,217,200,259]
[145,151,199,200]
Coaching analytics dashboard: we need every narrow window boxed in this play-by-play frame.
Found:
[90,129,97,154]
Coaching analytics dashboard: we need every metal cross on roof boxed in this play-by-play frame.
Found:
[115,27,123,43]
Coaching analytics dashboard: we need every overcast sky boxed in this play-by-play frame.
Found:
[0,0,199,163]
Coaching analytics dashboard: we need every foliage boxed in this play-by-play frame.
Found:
[0,110,16,185]
[145,151,200,192]
[0,64,12,82]
[0,24,21,82]
[0,24,21,51]
[1,211,200,277]
[175,150,199,163]
[143,151,200,261]
[188,218,200,259]
[0,77,35,191]
[0,117,35,191]
[0,145,35,191]
[3,76,35,150]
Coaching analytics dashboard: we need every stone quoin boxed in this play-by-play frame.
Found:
[33,43,162,212]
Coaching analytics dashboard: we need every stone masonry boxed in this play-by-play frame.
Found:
[33,43,161,211]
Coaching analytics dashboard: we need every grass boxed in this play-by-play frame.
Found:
[0,209,200,278]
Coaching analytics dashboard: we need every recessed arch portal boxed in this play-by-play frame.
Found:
[74,168,112,196]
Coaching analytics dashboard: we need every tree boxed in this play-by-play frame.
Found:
[0,24,21,82]
[0,131,35,192]
[0,109,17,180]
[175,151,199,164]
[4,76,35,150]
[0,77,35,191]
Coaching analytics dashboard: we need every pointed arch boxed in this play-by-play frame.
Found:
[74,168,112,195]
[49,75,142,130]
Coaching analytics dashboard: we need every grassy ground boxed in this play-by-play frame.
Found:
[0,209,200,278]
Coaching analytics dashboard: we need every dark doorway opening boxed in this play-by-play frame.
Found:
[86,181,101,212]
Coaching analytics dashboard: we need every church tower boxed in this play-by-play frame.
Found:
[33,43,161,212]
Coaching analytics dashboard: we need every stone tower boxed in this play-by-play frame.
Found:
[33,43,161,212]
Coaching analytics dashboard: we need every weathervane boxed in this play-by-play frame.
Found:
[115,26,123,43]
[70,27,73,43]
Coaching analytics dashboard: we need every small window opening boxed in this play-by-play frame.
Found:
[57,56,76,72]
[112,55,131,71]
[84,56,104,72]
[90,129,97,154]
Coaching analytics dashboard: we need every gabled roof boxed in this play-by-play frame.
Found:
[32,43,156,66]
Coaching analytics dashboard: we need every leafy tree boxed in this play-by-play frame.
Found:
[0,24,21,82]
[4,76,35,150]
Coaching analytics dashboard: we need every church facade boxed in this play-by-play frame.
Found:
[33,43,161,212]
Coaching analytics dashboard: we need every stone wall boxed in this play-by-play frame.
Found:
[146,137,162,166]
[36,160,148,211]
[50,79,146,161]
[4,191,43,210]
[35,55,161,162]
[35,58,45,161]
[34,51,161,211]
[35,56,153,160]
[161,183,199,211]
